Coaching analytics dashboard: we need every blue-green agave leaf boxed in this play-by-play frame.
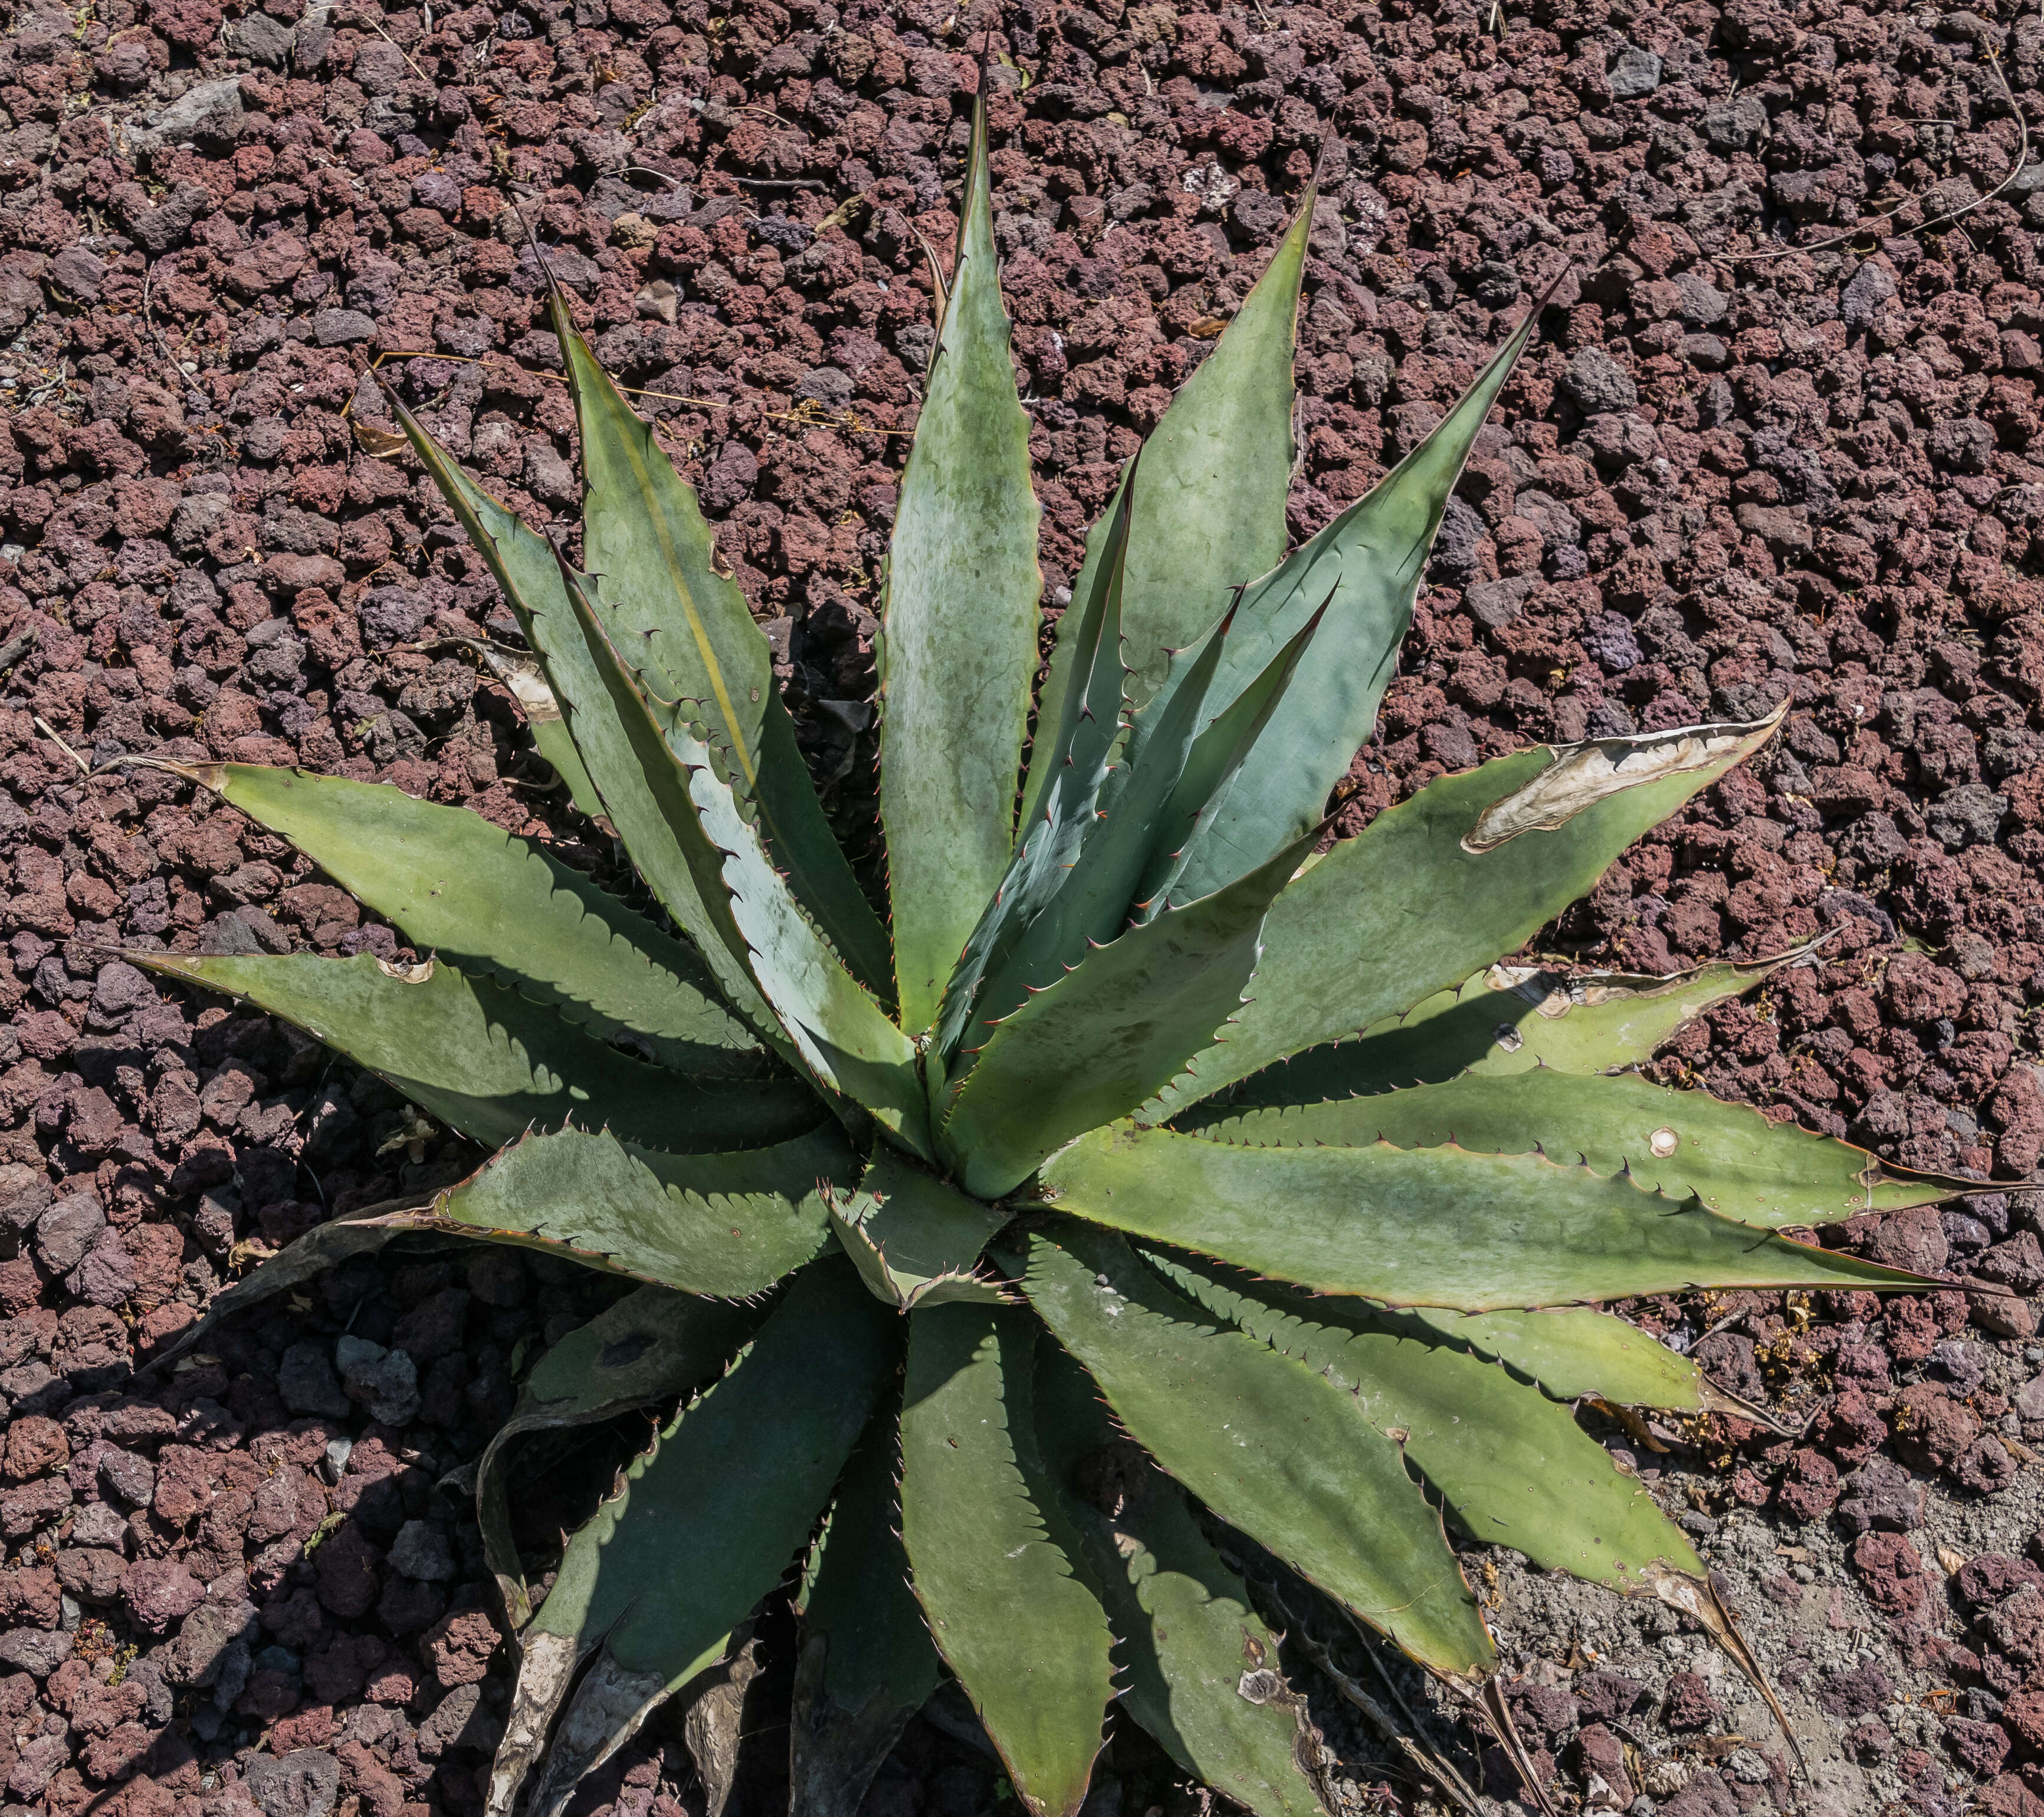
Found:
[901,1304,1113,1817]
[880,100,1043,1036]
[1018,198,1309,829]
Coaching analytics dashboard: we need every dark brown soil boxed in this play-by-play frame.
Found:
[2,0,2044,1812]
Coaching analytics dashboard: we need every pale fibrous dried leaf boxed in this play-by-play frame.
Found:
[1462,704,1787,853]
[353,419,411,457]
[487,1630,578,1817]
[1481,940,1823,1020]
[470,645,567,724]
[1645,1565,1806,1773]
[685,1631,767,1817]
[531,1652,677,1817]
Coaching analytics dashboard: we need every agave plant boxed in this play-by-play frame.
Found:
[135,106,1951,1817]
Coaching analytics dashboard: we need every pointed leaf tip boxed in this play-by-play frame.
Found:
[1044,1125,1938,1312]
[1464,704,1788,855]
[1016,193,1302,827]
[881,82,1042,1036]
[1148,712,1793,1119]
[1114,277,1557,905]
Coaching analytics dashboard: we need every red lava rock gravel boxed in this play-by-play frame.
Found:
[3,0,2044,1810]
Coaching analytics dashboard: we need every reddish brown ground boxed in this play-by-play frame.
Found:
[2,0,2044,1812]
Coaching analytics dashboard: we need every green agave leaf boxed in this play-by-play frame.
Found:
[941,830,1317,1200]
[1221,949,1813,1105]
[901,1303,1114,1817]
[551,293,756,786]
[388,395,786,1046]
[172,1128,835,1411]
[1018,199,1308,832]
[151,760,764,1074]
[480,1285,760,1627]
[967,596,1238,1061]
[880,100,1044,1035]
[379,391,607,822]
[792,1401,943,1817]
[959,603,1317,1076]
[1136,603,1328,917]
[1010,1221,1494,1681]
[1147,709,1787,1121]
[455,636,606,820]
[1124,282,1553,898]
[1383,1305,1727,1413]
[499,1259,897,1817]
[1202,1069,1954,1227]
[934,476,1134,1072]
[827,1146,1010,1311]
[553,548,930,1154]
[142,1197,441,1373]
[132,951,817,1154]
[1149,1253,1704,1597]
[1041,1124,1934,1311]
[549,290,894,1000]
[421,1122,852,1297]
[1452,951,1810,1077]
[754,696,897,1001]
[1033,1349,1331,1817]
[523,694,605,819]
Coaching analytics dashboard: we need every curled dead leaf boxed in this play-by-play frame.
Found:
[227,1237,278,1274]
[1642,1759,1691,1798]
[375,1104,441,1165]
[353,420,411,458]
[491,659,565,725]
[1464,705,1788,853]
